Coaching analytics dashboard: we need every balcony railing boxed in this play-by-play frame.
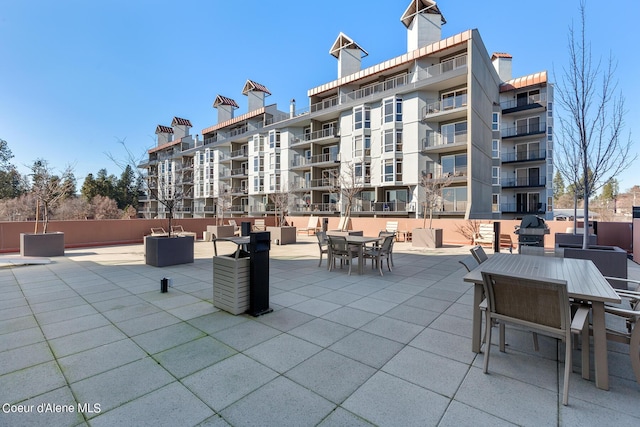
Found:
[501,121,546,138]
[351,201,416,213]
[501,149,546,163]
[311,54,467,114]
[421,168,468,179]
[500,202,546,214]
[230,168,247,176]
[290,203,338,213]
[294,126,339,142]
[291,152,339,167]
[501,93,547,111]
[308,178,338,188]
[230,148,248,158]
[422,130,468,149]
[423,94,468,117]
[501,177,547,188]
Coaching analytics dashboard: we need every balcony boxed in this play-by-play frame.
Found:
[290,202,338,213]
[310,54,467,114]
[291,152,339,168]
[351,201,416,213]
[501,176,547,188]
[308,178,338,189]
[500,202,546,214]
[293,127,339,144]
[229,148,248,159]
[501,93,547,114]
[230,168,247,177]
[421,168,468,182]
[501,149,546,163]
[422,130,467,152]
[501,121,546,139]
[422,94,468,118]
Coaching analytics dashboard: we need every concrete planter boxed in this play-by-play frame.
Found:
[144,235,194,267]
[561,245,628,289]
[20,232,65,257]
[267,226,297,245]
[206,225,235,239]
[412,228,443,248]
[554,233,597,247]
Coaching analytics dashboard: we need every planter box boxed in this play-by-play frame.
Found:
[412,228,443,248]
[267,226,297,245]
[562,245,628,289]
[145,235,194,267]
[554,233,597,247]
[213,255,250,315]
[20,232,65,257]
[206,225,235,239]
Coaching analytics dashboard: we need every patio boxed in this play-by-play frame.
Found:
[1,237,639,426]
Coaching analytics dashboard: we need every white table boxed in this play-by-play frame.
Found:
[463,253,621,390]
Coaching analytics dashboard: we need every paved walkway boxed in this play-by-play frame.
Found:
[1,237,639,426]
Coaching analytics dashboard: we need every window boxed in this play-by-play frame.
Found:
[395,130,403,152]
[383,159,394,182]
[516,116,541,135]
[353,106,371,130]
[492,194,500,212]
[268,130,280,148]
[383,97,402,123]
[492,112,500,131]
[442,187,467,212]
[396,160,403,182]
[384,129,394,152]
[364,136,371,156]
[441,121,467,144]
[547,101,553,118]
[442,89,467,110]
[492,167,500,185]
[492,139,500,158]
[516,89,540,107]
[353,135,362,157]
[441,153,467,177]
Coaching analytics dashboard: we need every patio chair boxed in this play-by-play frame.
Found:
[171,225,197,238]
[228,220,242,236]
[253,219,266,231]
[150,227,168,237]
[315,231,329,267]
[298,216,321,236]
[327,235,358,275]
[470,245,488,264]
[378,231,396,267]
[602,277,640,384]
[458,255,479,272]
[481,270,591,406]
[363,234,394,276]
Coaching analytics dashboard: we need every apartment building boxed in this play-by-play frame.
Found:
[139,0,553,221]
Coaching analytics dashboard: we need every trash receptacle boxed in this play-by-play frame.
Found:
[248,231,273,317]
[212,236,250,315]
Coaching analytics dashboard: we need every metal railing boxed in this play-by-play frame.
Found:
[501,93,547,110]
[500,177,547,187]
[230,148,248,158]
[501,149,546,163]
[423,94,468,117]
[501,121,546,138]
[291,152,339,167]
[290,203,338,213]
[422,130,468,149]
[311,54,467,114]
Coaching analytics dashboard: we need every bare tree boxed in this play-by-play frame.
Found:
[29,159,75,233]
[109,138,186,236]
[418,172,453,229]
[269,183,291,227]
[333,161,364,231]
[554,0,635,249]
[216,183,233,226]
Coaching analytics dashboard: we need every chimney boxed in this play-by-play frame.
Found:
[171,117,192,140]
[289,99,296,118]
[213,95,239,124]
[401,0,446,51]
[329,32,368,79]
[155,125,173,146]
[242,80,271,112]
[491,52,513,82]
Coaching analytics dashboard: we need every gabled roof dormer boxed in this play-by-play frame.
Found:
[242,80,271,112]
[213,95,239,123]
[401,0,446,52]
[329,32,368,79]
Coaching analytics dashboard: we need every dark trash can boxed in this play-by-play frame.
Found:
[248,232,273,317]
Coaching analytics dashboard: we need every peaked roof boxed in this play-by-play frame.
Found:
[491,52,512,60]
[242,80,271,96]
[171,117,192,127]
[401,0,446,28]
[329,32,369,59]
[213,95,239,108]
[500,71,547,92]
[155,125,173,134]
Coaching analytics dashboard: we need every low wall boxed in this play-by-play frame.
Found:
[0,217,633,255]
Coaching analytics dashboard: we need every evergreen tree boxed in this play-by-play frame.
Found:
[552,171,565,201]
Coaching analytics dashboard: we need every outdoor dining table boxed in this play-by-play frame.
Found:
[327,235,382,275]
[463,253,621,390]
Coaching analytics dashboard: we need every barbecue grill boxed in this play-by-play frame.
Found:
[514,215,549,254]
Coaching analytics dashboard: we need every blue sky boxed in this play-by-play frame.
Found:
[1,0,639,191]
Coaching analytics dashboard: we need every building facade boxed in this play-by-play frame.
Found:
[139,0,553,222]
